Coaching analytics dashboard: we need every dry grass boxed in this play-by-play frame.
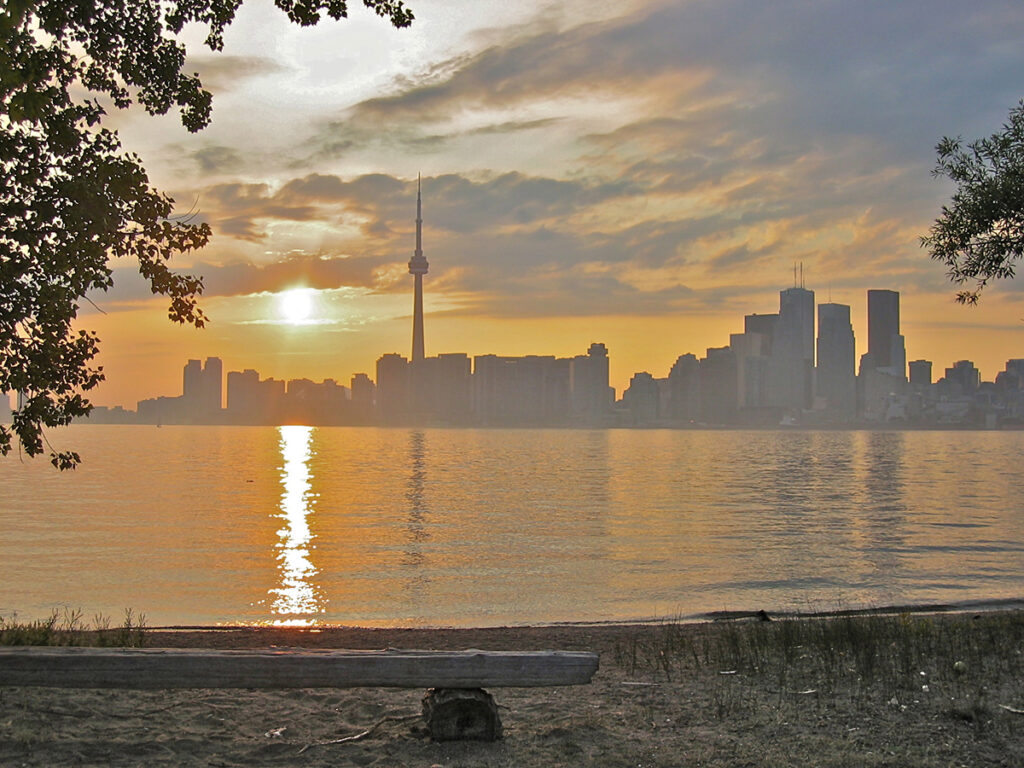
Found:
[0,608,147,647]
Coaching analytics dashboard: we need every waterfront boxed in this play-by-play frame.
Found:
[2,425,1022,627]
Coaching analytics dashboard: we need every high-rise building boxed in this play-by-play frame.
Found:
[944,360,981,394]
[376,353,410,423]
[569,342,612,424]
[868,289,902,376]
[909,360,932,389]
[816,303,856,418]
[623,371,660,425]
[700,346,738,424]
[183,359,202,402]
[202,357,222,414]
[408,176,428,363]
[730,331,769,411]
[768,286,814,410]
[667,353,701,422]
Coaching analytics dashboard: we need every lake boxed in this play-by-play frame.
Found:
[1,425,1022,627]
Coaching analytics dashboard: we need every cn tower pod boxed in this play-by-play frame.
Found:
[409,253,428,275]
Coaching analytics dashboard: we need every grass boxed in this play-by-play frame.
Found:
[613,610,1024,724]
[0,608,147,647]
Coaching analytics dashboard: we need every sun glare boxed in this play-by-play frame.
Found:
[279,288,314,324]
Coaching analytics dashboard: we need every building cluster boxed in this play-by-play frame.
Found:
[619,286,1024,428]
[119,343,614,427]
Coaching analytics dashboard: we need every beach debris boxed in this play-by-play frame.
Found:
[718,670,737,675]
[264,726,286,738]
[422,687,503,742]
[953,660,968,676]
[298,714,420,753]
[998,704,1024,715]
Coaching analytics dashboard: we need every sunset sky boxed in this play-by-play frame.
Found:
[82,0,1024,407]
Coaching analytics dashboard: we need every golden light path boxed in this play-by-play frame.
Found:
[270,425,322,626]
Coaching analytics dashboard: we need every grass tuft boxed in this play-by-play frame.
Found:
[0,608,147,647]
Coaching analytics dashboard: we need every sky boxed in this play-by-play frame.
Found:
[81,0,1024,406]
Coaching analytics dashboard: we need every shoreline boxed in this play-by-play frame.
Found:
[4,609,1022,767]
[141,595,1024,633]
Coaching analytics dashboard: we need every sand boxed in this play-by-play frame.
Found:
[1,618,1022,767]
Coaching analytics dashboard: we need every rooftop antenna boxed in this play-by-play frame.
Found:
[793,262,797,288]
[800,261,804,289]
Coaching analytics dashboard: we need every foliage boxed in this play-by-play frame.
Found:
[0,0,412,469]
[923,101,1024,305]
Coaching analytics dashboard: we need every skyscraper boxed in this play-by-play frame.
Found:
[769,285,815,410]
[867,289,901,373]
[408,175,429,363]
[816,303,856,417]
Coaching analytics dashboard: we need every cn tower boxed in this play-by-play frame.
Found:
[408,175,429,363]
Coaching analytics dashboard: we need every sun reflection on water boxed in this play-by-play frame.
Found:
[270,425,322,625]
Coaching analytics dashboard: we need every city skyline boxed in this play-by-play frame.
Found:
[66,279,1022,430]
[67,0,1024,410]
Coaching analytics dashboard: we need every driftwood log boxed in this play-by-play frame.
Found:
[0,647,598,689]
[0,647,598,742]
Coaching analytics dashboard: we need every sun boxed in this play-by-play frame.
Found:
[278,288,314,324]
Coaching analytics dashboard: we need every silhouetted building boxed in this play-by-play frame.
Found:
[376,353,411,423]
[768,286,814,411]
[909,359,932,389]
[944,360,981,395]
[868,289,904,378]
[816,302,856,419]
[472,354,569,425]
[667,353,701,422]
[623,371,660,425]
[570,342,613,425]
[730,331,769,412]
[350,373,375,422]
[700,346,738,424]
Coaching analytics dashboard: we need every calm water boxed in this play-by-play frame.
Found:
[1,425,1022,627]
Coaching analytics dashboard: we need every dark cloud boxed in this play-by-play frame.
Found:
[189,145,244,174]
[184,53,290,92]
[84,253,382,310]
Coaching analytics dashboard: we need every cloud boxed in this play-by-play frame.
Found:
[123,0,1024,330]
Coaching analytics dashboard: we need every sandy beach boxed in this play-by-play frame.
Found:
[2,613,1023,767]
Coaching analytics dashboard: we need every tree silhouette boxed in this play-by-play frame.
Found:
[0,0,413,468]
[923,101,1024,305]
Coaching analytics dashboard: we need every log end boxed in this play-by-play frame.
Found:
[421,687,503,741]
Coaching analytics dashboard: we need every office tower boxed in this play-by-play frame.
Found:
[700,346,738,424]
[944,360,981,394]
[816,303,856,417]
[202,357,222,413]
[730,331,769,410]
[769,286,815,410]
[408,176,428,363]
[226,369,260,414]
[623,371,660,425]
[570,342,612,424]
[183,359,202,402]
[376,353,410,423]
[909,360,932,389]
[744,313,778,355]
[667,353,701,421]
[868,289,904,377]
